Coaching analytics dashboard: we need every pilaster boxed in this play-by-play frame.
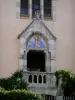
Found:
[29,0,32,20]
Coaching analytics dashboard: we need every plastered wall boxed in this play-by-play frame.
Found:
[0,0,75,77]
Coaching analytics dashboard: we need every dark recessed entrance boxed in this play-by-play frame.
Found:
[27,50,45,72]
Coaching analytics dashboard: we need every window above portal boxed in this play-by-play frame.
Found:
[44,0,52,19]
[32,0,41,18]
[20,0,52,20]
[20,0,29,17]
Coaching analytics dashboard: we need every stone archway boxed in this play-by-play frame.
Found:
[25,32,50,72]
[19,30,56,73]
[18,18,56,95]
[27,50,45,72]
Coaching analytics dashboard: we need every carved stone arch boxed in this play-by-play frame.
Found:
[25,31,49,51]
[24,31,49,72]
[19,28,56,72]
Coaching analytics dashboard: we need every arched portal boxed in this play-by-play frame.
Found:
[27,50,45,72]
[19,30,56,73]
[26,33,48,72]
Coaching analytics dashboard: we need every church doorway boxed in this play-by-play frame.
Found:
[27,50,45,72]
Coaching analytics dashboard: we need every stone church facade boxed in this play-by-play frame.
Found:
[0,0,75,96]
[18,16,56,95]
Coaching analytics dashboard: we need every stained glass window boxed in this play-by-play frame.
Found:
[20,0,52,19]
[44,0,52,19]
[20,0,29,17]
[32,0,40,18]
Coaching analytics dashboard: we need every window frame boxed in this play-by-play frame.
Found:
[20,0,53,20]
[44,0,52,20]
[20,0,29,18]
[32,0,41,18]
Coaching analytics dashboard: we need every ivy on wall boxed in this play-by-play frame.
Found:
[55,70,75,96]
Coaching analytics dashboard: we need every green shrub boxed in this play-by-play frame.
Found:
[55,70,75,96]
[0,89,44,100]
[0,71,28,90]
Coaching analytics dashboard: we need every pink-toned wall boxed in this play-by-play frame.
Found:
[0,0,30,77]
[55,0,75,71]
[0,0,75,77]
[0,2,2,77]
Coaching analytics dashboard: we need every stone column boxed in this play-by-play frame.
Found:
[23,51,27,71]
[16,0,20,19]
[42,75,43,84]
[49,39,56,72]
[52,0,56,21]
[45,52,51,73]
[25,49,29,71]
[29,0,32,20]
[56,75,63,100]
[49,52,51,72]
[32,74,34,83]
[41,0,44,20]
[37,75,38,84]
[20,37,26,70]
[19,56,24,70]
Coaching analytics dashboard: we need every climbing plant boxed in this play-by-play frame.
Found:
[55,70,75,96]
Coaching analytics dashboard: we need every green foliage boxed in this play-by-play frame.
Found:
[0,71,28,90]
[0,89,44,100]
[55,70,75,96]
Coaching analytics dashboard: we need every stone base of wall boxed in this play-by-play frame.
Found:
[28,86,57,96]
